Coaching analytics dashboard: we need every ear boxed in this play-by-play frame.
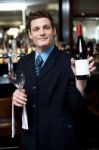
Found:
[53,28,56,36]
[28,30,33,39]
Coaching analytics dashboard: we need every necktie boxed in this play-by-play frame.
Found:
[35,55,43,76]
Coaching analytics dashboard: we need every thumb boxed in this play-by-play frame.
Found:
[71,57,75,67]
[20,88,26,93]
[71,58,76,75]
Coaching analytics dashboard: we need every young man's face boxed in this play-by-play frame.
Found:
[29,17,56,52]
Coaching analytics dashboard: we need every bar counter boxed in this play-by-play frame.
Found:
[0,76,15,98]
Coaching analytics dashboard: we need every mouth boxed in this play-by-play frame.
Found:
[38,37,48,40]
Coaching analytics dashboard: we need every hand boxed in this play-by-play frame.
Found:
[71,56,96,96]
[71,56,96,75]
[88,56,96,73]
[12,89,27,107]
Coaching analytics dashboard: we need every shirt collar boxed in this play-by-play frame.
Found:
[35,45,54,63]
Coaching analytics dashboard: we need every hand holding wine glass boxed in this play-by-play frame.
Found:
[10,71,28,138]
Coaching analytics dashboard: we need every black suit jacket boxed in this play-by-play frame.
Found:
[16,46,85,150]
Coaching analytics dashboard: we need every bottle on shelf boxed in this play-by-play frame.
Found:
[87,41,94,56]
[75,24,90,80]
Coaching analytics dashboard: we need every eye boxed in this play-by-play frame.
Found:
[32,27,39,32]
[44,25,52,30]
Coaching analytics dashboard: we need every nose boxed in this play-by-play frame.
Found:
[39,28,45,35]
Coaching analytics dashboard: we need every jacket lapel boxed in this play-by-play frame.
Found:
[26,52,36,84]
[38,47,60,81]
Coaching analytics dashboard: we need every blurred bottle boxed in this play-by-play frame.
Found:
[12,39,17,53]
[87,41,94,56]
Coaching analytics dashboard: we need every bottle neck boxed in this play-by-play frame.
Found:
[76,24,83,37]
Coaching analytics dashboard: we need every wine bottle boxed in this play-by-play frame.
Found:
[75,24,90,80]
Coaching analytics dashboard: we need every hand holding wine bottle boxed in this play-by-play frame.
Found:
[71,24,96,77]
[71,24,96,95]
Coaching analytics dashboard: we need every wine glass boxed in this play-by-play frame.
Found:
[11,71,25,90]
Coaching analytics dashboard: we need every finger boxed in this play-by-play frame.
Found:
[71,58,75,66]
[13,92,27,103]
[12,95,27,106]
[15,89,27,98]
[19,88,26,94]
[12,100,24,107]
[88,56,94,63]
[12,91,27,106]
[12,95,27,105]
[89,60,95,70]
[89,66,96,73]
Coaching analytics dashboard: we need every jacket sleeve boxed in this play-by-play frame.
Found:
[66,54,87,112]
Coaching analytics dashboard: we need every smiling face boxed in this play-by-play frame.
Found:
[29,17,56,52]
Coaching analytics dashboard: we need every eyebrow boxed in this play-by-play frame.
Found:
[32,24,51,28]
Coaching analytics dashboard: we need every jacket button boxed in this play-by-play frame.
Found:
[33,86,36,90]
[67,124,72,128]
[33,104,36,108]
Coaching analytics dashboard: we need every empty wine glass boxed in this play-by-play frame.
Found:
[11,71,25,90]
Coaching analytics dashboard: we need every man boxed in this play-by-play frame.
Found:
[12,10,96,150]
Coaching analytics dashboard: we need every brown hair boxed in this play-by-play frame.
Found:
[26,9,55,32]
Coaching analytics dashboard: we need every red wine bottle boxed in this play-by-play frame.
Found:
[75,24,90,80]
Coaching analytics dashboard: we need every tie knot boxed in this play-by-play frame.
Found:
[35,55,43,76]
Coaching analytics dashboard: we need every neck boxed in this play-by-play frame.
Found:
[36,44,54,53]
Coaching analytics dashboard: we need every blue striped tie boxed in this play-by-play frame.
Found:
[35,55,43,76]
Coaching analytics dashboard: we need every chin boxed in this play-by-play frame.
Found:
[37,44,51,50]
[38,42,50,47]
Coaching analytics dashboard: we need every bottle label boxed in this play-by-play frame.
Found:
[75,59,90,75]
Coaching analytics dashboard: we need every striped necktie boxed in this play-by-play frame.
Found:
[35,55,43,76]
